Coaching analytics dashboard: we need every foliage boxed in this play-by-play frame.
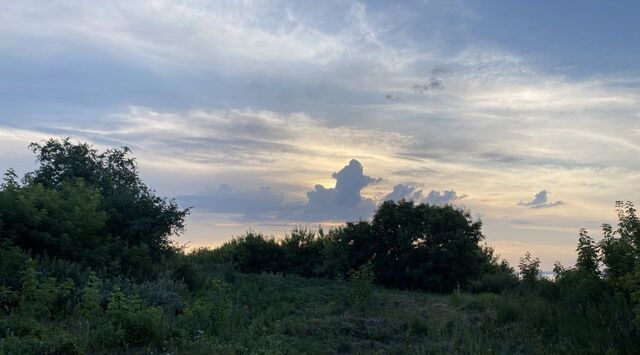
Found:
[518,251,542,286]
[346,260,375,310]
[210,201,496,292]
[223,231,286,274]
[0,138,189,278]
[576,229,600,277]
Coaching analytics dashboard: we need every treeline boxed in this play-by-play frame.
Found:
[199,201,512,293]
[1,138,640,353]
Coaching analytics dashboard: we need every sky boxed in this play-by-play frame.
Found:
[1,0,639,269]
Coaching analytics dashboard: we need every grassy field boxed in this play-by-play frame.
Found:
[162,270,623,355]
[1,253,632,354]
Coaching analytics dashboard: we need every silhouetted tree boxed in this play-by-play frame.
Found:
[0,138,189,277]
[599,203,638,282]
[576,229,600,277]
[519,251,541,286]
[370,200,486,291]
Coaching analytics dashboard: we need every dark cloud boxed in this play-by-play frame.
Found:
[518,190,565,209]
[424,190,465,205]
[178,184,289,219]
[412,77,444,94]
[181,161,464,223]
[384,184,423,202]
[430,66,452,76]
[180,159,379,222]
[331,160,379,206]
[296,159,378,221]
[384,184,465,205]
[384,94,400,101]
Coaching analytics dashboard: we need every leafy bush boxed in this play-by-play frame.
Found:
[131,277,187,315]
[224,232,285,274]
[347,261,375,310]
[469,270,519,294]
[105,285,170,348]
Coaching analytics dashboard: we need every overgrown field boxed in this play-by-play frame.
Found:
[0,248,635,354]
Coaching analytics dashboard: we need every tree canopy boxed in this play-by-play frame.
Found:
[0,138,189,278]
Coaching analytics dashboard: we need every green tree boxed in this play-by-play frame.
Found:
[225,231,285,274]
[519,251,541,286]
[0,138,189,277]
[599,203,639,282]
[576,229,600,276]
[27,138,189,261]
[370,200,487,291]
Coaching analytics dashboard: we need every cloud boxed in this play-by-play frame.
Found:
[179,159,380,223]
[412,77,444,94]
[384,184,423,202]
[384,184,465,206]
[332,159,379,206]
[178,184,288,220]
[424,190,465,205]
[518,190,565,209]
[49,107,413,171]
[0,1,411,75]
[298,159,379,221]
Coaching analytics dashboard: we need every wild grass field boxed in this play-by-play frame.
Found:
[2,252,635,354]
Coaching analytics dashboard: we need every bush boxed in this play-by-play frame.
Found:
[469,270,519,294]
[347,261,375,310]
[226,232,285,274]
[105,285,170,348]
[132,277,187,315]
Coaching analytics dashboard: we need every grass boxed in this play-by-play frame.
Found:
[156,271,600,354]
[1,262,632,354]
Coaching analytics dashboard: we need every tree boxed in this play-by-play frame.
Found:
[0,138,189,277]
[576,229,600,276]
[27,138,189,260]
[321,221,375,278]
[599,203,639,282]
[370,200,486,292]
[519,251,541,285]
[226,232,285,274]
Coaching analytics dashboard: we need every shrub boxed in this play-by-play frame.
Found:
[347,261,375,310]
[132,277,187,315]
[226,232,285,274]
[105,285,170,348]
[469,270,519,294]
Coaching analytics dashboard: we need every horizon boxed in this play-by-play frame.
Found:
[2,1,640,270]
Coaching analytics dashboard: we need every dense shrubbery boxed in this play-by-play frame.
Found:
[1,138,640,353]
[206,201,498,293]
